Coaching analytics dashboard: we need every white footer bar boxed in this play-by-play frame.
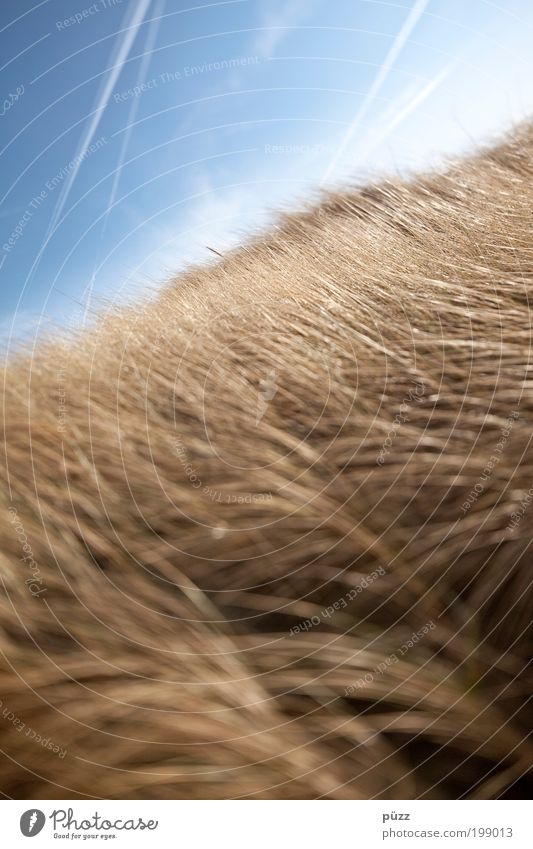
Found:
[2,800,530,848]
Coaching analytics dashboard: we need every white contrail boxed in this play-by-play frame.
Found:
[47,0,152,237]
[103,0,163,230]
[321,0,430,184]
[352,59,456,167]
[82,2,162,326]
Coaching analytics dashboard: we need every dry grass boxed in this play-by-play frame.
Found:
[0,123,532,799]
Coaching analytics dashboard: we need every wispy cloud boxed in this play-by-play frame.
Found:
[163,174,261,268]
[321,0,430,183]
[254,0,314,59]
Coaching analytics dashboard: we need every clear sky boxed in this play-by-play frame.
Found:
[1,0,532,349]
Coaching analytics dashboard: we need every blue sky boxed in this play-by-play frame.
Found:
[1,0,532,349]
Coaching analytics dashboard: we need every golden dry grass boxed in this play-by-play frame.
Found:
[0,123,532,799]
